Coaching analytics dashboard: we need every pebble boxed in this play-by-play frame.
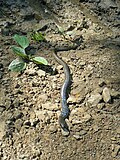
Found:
[111,144,120,157]
[102,87,111,103]
[38,94,48,102]
[42,102,58,111]
[110,89,120,99]
[15,119,23,131]
[37,70,46,77]
[57,65,63,71]
[79,130,87,136]
[68,95,78,103]
[97,103,105,109]
[25,68,37,76]
[87,93,102,106]
[61,129,70,136]
[98,79,106,87]
[73,134,81,140]
[49,125,57,133]
[35,110,46,121]
[81,113,91,123]
[79,61,86,66]
[13,110,23,120]
[92,125,99,132]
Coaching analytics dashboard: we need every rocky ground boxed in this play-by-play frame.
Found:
[0,0,120,160]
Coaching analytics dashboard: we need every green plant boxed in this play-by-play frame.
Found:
[8,34,48,72]
[30,31,45,42]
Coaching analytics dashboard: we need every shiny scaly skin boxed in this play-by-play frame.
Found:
[53,49,71,132]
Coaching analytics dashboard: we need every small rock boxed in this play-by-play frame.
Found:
[25,68,37,76]
[110,89,120,99]
[38,94,48,102]
[35,110,54,122]
[92,125,99,132]
[81,113,91,123]
[35,110,46,121]
[93,87,103,94]
[79,130,87,136]
[98,79,106,87]
[73,134,81,140]
[61,129,70,136]
[80,61,86,66]
[49,125,57,133]
[13,110,23,120]
[37,70,46,77]
[42,102,58,111]
[57,65,63,70]
[15,119,23,131]
[68,95,78,103]
[102,87,111,103]
[97,103,105,109]
[111,144,120,157]
[87,93,102,106]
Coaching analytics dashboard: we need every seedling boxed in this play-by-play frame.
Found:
[8,34,48,72]
[30,31,46,42]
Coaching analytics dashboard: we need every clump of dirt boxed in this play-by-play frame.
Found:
[0,0,120,160]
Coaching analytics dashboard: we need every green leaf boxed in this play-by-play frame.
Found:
[8,58,26,72]
[32,57,48,65]
[11,46,27,58]
[13,34,29,49]
[31,32,45,42]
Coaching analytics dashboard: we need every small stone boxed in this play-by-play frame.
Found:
[57,65,63,70]
[38,94,48,102]
[73,134,81,140]
[49,125,57,133]
[98,79,106,87]
[35,110,46,121]
[92,125,99,132]
[79,130,87,136]
[68,95,78,103]
[15,119,23,131]
[13,110,23,120]
[111,144,120,157]
[35,110,54,122]
[42,102,58,111]
[25,68,37,76]
[97,103,105,109]
[110,89,120,99]
[93,87,103,94]
[87,93,102,106]
[80,61,86,66]
[37,70,46,77]
[61,129,70,136]
[102,87,111,103]
[81,113,91,122]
